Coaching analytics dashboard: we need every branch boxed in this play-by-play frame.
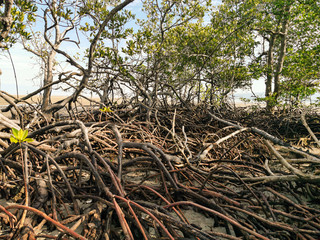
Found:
[4,205,86,240]
[42,0,134,113]
[300,111,320,148]
[208,111,320,161]
[0,0,13,48]
[72,0,135,101]
[264,140,306,178]
[1,79,64,113]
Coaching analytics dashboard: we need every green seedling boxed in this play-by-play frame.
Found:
[9,128,34,227]
[99,106,113,113]
[10,128,33,144]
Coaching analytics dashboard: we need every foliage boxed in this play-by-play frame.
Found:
[10,128,33,144]
[2,0,320,111]
[79,1,135,101]
[99,106,113,113]
[0,0,37,48]
[119,0,256,106]
[241,0,320,108]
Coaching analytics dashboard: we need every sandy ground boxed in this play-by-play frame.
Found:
[0,95,101,118]
[0,95,263,108]
[0,95,100,106]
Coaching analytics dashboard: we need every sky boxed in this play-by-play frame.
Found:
[0,45,41,96]
[0,0,146,96]
[0,0,266,100]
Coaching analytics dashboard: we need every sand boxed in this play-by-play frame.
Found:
[0,95,100,107]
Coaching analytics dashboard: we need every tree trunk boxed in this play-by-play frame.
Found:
[272,4,292,108]
[265,34,275,111]
[41,50,56,111]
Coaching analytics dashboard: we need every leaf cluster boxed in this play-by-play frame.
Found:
[10,128,33,144]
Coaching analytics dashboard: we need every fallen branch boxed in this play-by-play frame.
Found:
[4,204,87,240]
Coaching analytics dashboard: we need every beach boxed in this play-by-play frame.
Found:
[0,95,100,107]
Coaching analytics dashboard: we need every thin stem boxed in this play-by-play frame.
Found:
[18,145,29,228]
[7,49,19,98]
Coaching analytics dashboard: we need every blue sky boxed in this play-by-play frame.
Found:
[0,0,265,99]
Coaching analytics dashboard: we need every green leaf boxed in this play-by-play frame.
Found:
[10,136,18,143]
[10,128,33,143]
[24,138,33,143]
[12,128,19,138]
[17,129,25,141]
[22,129,28,140]
[100,106,113,113]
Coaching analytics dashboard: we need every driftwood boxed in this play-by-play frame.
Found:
[0,113,20,130]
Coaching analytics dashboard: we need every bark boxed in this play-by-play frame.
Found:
[273,4,292,103]
[0,0,13,48]
[41,50,56,111]
[265,34,275,110]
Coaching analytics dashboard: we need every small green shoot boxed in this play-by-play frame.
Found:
[10,128,33,144]
[99,106,113,113]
